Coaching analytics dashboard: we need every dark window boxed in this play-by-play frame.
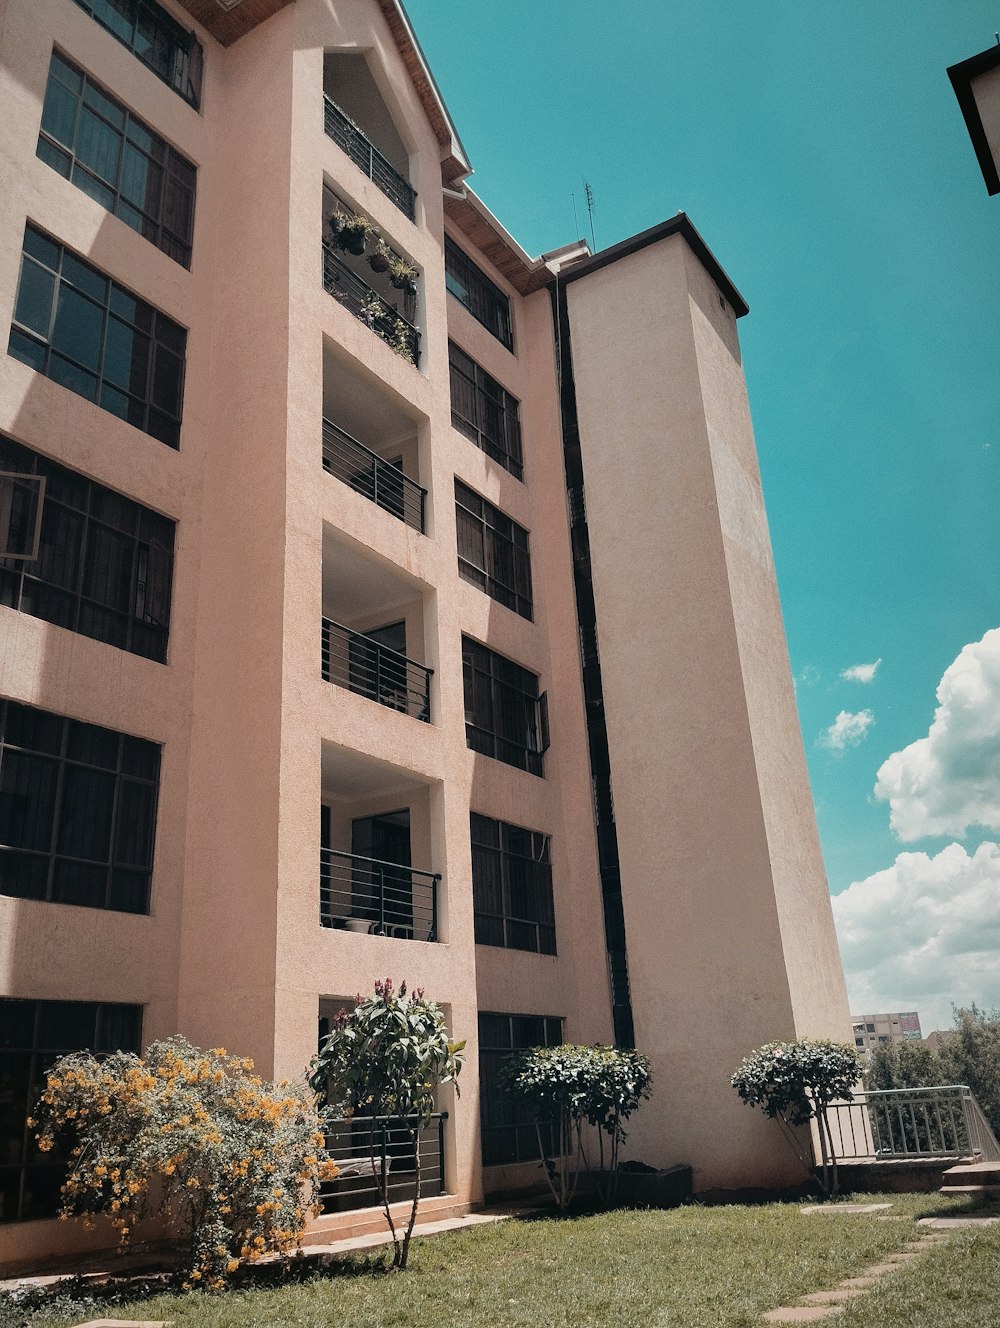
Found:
[478,1012,562,1167]
[38,53,196,268]
[0,699,160,914]
[462,637,547,776]
[455,480,532,620]
[471,813,555,955]
[448,342,522,479]
[73,0,202,109]
[0,436,174,662]
[0,998,142,1223]
[444,239,513,351]
[9,225,186,449]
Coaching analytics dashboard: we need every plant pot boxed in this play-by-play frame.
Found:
[369,249,391,274]
[342,230,367,257]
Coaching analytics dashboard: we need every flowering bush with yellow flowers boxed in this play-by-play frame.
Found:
[31,1036,338,1289]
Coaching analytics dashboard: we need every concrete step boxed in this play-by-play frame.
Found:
[940,1162,1000,1195]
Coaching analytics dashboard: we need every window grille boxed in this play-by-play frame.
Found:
[455,480,532,619]
[445,239,513,350]
[471,813,555,955]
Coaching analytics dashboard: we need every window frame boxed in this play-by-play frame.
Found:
[471,812,556,955]
[448,341,523,480]
[478,1012,563,1167]
[444,238,514,351]
[0,998,142,1224]
[73,0,203,110]
[0,699,161,915]
[9,224,186,449]
[461,636,548,777]
[455,480,533,620]
[37,51,196,269]
[0,435,175,662]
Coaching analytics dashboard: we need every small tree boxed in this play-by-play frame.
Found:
[505,1044,651,1211]
[866,1038,940,1092]
[309,980,463,1270]
[31,1037,335,1288]
[731,1039,861,1197]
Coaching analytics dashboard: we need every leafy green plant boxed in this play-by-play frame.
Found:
[387,255,418,291]
[730,1039,861,1197]
[31,1037,335,1288]
[505,1044,651,1211]
[309,980,464,1269]
[938,1005,1000,1140]
[388,317,416,365]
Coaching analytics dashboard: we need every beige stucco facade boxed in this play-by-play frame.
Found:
[0,0,849,1270]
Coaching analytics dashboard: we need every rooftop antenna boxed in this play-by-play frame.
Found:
[584,180,597,251]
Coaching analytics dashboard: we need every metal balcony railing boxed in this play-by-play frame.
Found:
[825,1085,1000,1162]
[323,96,417,221]
[319,1112,446,1213]
[321,247,419,363]
[322,419,425,533]
[319,848,438,941]
[322,618,432,722]
[323,246,420,366]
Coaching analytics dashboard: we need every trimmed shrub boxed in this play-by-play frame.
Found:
[31,1036,335,1288]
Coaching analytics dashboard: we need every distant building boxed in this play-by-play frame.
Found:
[923,1029,953,1055]
[947,42,1000,196]
[852,1011,922,1059]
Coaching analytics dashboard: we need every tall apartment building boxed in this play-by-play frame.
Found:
[0,0,851,1267]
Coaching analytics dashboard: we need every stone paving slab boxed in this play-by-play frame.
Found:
[300,1208,509,1258]
[917,1214,1000,1227]
[800,1203,893,1216]
[762,1308,843,1323]
[801,1288,866,1305]
[838,1276,880,1288]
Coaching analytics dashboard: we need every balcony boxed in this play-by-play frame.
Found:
[323,418,425,532]
[323,245,420,367]
[324,96,416,221]
[320,848,438,941]
[319,1112,446,1213]
[322,618,431,723]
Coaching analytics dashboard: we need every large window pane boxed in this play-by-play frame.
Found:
[37,53,196,267]
[0,699,160,912]
[74,0,202,109]
[51,286,103,371]
[13,262,54,339]
[0,998,142,1224]
[8,227,186,447]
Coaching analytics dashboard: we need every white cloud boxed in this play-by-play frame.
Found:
[832,841,1000,1032]
[841,659,881,684]
[875,628,1000,841]
[797,664,821,687]
[820,709,874,751]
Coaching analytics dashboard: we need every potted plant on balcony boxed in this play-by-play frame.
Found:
[361,291,386,328]
[336,213,373,256]
[368,240,393,274]
[387,255,418,293]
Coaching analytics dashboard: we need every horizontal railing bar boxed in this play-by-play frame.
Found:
[322,247,420,366]
[321,618,431,678]
[321,848,440,880]
[322,418,427,503]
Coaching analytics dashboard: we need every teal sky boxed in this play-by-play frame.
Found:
[405,2,1000,1025]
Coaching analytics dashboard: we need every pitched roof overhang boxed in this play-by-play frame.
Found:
[947,44,1000,196]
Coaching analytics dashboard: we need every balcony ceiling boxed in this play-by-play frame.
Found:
[172,0,295,47]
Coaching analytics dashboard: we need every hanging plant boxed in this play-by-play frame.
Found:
[388,255,418,290]
[336,213,373,256]
[368,241,392,274]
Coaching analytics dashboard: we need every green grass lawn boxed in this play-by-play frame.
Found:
[2,1194,996,1328]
